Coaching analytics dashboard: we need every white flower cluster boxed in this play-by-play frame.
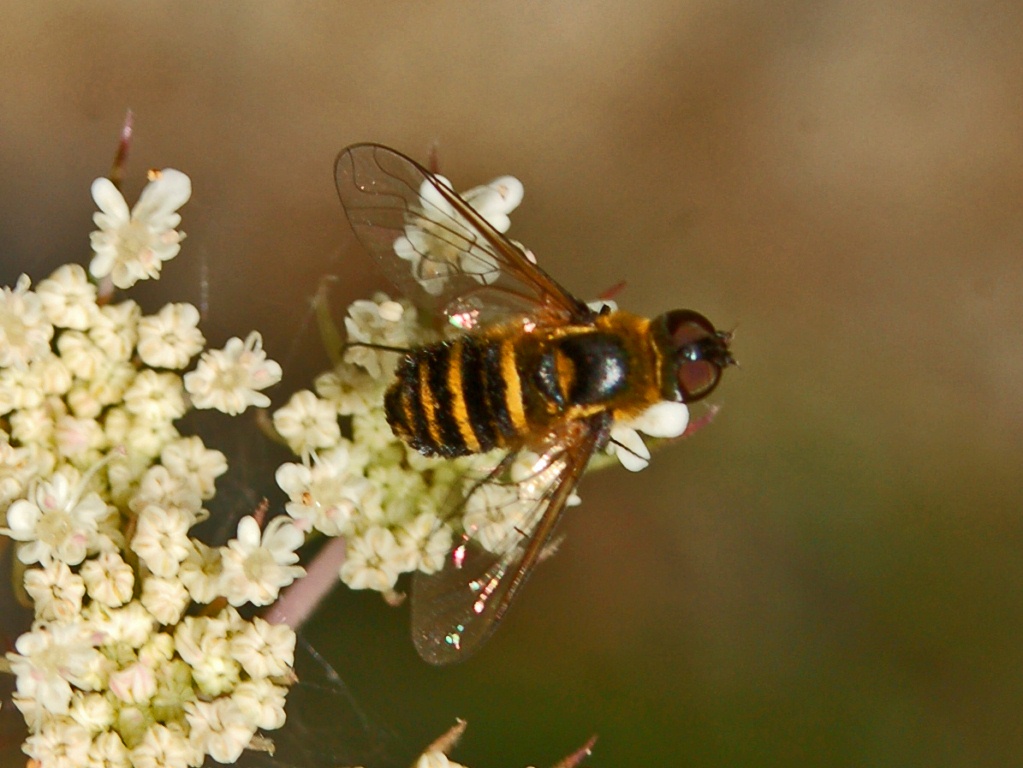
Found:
[274,294,464,594]
[0,170,298,768]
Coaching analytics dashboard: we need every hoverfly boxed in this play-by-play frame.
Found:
[334,144,734,664]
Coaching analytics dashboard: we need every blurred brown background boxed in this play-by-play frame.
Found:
[2,2,1023,767]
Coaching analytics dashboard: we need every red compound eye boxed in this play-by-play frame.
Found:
[661,310,733,402]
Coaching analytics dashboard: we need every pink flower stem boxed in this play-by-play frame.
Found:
[262,536,347,630]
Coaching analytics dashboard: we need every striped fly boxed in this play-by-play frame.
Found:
[334,144,734,664]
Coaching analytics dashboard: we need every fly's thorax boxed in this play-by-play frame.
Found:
[513,312,664,425]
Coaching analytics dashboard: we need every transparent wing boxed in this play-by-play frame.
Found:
[335,143,589,329]
[411,414,612,665]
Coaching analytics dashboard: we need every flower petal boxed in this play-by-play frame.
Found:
[629,400,690,439]
[132,169,192,221]
[90,178,129,221]
[610,426,651,472]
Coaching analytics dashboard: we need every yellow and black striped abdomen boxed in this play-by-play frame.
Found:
[385,332,527,458]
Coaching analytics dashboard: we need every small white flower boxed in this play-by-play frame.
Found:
[184,331,282,415]
[56,329,106,382]
[22,716,93,768]
[0,274,54,369]
[130,504,193,578]
[314,363,383,416]
[377,464,436,527]
[124,413,181,461]
[609,400,689,472]
[220,515,306,607]
[10,365,48,410]
[159,435,227,501]
[137,302,205,369]
[177,539,224,604]
[8,405,54,447]
[377,299,405,322]
[184,698,255,765]
[150,658,192,719]
[129,464,203,517]
[69,691,116,732]
[89,169,191,289]
[65,361,136,419]
[0,368,24,415]
[342,295,416,379]
[188,641,241,699]
[11,692,46,731]
[90,299,141,362]
[104,445,149,504]
[7,623,104,715]
[172,614,221,667]
[123,369,187,422]
[0,440,38,511]
[276,445,370,536]
[271,389,342,458]
[0,362,52,413]
[23,561,86,623]
[80,552,135,607]
[393,175,523,295]
[396,512,453,575]
[108,660,158,705]
[1,471,111,567]
[35,264,98,330]
[34,354,74,396]
[232,678,288,731]
[114,706,151,754]
[229,616,296,679]
[139,575,190,625]
[87,730,130,767]
[130,722,198,768]
[88,601,156,649]
[138,631,175,667]
[53,412,106,462]
[340,525,405,591]
[352,409,404,456]
[461,481,528,554]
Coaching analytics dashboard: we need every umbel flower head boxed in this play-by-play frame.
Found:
[2,144,684,768]
[0,166,297,768]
